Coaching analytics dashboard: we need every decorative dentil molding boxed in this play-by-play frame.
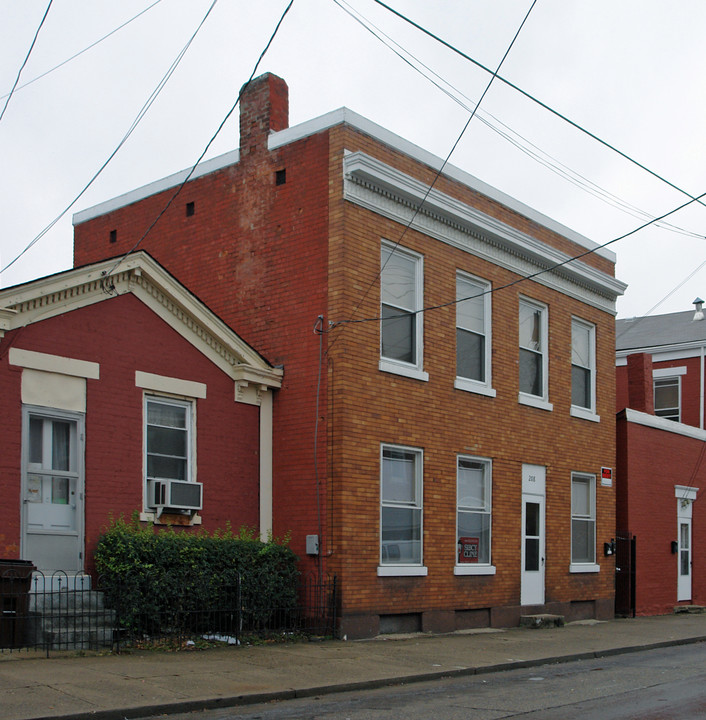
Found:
[343,151,626,314]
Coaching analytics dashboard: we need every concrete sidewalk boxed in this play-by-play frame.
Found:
[1,613,705,720]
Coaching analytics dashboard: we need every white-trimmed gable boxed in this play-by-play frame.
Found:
[0,252,282,393]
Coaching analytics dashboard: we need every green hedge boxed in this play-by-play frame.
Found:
[94,516,299,635]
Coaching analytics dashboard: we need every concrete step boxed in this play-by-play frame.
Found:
[30,590,110,613]
[520,613,565,629]
[674,605,705,614]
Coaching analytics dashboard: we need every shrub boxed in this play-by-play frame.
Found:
[94,516,299,636]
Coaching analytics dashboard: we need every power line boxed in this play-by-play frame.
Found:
[0,0,53,123]
[328,0,537,345]
[1,0,219,277]
[101,0,296,287]
[0,0,164,101]
[336,0,702,242]
[371,0,706,216]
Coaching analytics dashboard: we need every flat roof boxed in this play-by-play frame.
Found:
[73,106,614,263]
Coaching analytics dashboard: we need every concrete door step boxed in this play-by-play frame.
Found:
[520,613,565,629]
[674,605,705,614]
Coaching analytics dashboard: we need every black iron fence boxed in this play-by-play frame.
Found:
[0,567,337,656]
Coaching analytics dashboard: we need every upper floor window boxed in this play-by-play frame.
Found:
[654,376,680,422]
[456,274,494,396]
[519,297,550,408]
[380,243,427,381]
[571,318,597,418]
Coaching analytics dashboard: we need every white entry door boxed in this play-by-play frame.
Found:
[677,517,692,602]
[22,409,84,573]
[521,465,546,606]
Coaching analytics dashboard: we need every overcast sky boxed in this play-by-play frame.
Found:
[2,0,705,319]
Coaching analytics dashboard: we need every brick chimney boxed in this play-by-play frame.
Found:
[626,352,654,413]
[239,73,289,157]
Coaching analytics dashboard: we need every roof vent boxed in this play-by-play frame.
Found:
[693,297,704,321]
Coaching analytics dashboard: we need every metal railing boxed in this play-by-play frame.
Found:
[1,569,337,656]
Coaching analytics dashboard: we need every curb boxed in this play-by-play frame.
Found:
[30,634,706,720]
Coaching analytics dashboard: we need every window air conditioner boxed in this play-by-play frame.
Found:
[147,479,203,512]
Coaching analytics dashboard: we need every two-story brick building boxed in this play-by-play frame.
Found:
[616,303,706,615]
[71,73,625,637]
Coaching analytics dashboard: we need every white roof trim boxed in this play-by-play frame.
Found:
[616,341,706,362]
[73,150,240,226]
[0,252,282,389]
[72,105,615,264]
[623,408,706,441]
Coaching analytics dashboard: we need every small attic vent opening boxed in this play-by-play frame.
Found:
[275,168,286,186]
[186,201,195,217]
[109,229,117,244]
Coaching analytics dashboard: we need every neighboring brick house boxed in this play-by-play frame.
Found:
[72,73,626,637]
[0,252,281,575]
[616,304,706,614]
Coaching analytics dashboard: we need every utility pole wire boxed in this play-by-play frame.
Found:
[0,0,53,123]
[372,0,706,214]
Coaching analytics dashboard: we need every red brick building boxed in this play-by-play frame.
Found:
[0,253,281,575]
[72,74,625,636]
[616,306,706,614]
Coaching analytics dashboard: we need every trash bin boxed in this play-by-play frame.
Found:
[0,559,36,649]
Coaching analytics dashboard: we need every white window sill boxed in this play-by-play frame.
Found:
[518,393,553,412]
[377,565,428,577]
[379,359,429,382]
[140,511,202,525]
[454,378,497,397]
[454,564,496,576]
[571,406,601,423]
[569,562,600,573]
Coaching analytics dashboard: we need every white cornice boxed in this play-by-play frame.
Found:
[0,253,282,390]
[343,152,625,313]
[623,408,706,441]
[616,342,706,364]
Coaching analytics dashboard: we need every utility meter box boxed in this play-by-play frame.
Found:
[306,535,319,556]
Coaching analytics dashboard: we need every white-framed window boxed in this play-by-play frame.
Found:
[380,242,427,381]
[571,318,598,420]
[654,376,680,422]
[144,395,194,490]
[571,472,598,571]
[455,273,494,396]
[379,444,425,575]
[519,297,551,409]
[455,456,495,575]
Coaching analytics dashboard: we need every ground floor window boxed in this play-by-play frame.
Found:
[457,456,492,566]
[380,444,423,565]
[571,472,596,564]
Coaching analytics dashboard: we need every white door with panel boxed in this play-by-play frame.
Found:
[675,485,697,603]
[521,464,546,606]
[22,408,84,573]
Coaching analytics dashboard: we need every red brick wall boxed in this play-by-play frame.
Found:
[0,294,260,572]
[0,337,23,558]
[617,414,706,614]
[324,123,617,619]
[74,98,330,571]
[617,354,704,429]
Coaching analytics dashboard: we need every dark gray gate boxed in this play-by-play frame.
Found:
[615,532,636,617]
